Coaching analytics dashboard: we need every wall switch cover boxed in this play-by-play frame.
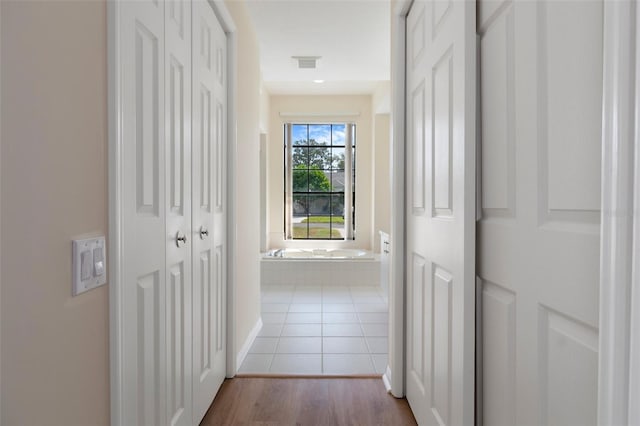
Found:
[72,236,107,296]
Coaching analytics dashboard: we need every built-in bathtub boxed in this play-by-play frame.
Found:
[261,248,380,287]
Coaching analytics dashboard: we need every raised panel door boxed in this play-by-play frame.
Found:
[405,1,476,424]
[120,1,167,424]
[477,1,602,424]
[165,0,193,424]
[191,0,226,421]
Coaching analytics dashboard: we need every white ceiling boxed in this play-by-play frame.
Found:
[245,0,390,95]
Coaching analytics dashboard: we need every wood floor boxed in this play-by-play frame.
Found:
[200,377,417,425]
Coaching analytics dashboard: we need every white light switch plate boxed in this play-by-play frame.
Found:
[72,236,107,296]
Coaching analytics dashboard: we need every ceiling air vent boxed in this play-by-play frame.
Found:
[292,56,321,69]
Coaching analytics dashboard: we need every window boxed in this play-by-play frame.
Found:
[284,123,356,240]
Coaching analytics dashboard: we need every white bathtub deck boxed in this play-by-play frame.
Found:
[239,284,389,375]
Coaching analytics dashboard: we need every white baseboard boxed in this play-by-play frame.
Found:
[235,317,263,370]
[383,365,393,393]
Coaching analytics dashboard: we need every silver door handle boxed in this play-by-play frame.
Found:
[175,231,187,247]
[199,226,209,240]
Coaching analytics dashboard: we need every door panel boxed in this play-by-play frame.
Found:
[121,1,166,424]
[192,0,226,421]
[478,0,602,424]
[165,0,192,424]
[405,1,476,425]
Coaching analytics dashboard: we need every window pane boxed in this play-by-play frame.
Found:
[307,146,330,169]
[331,147,345,169]
[332,124,345,146]
[292,124,307,145]
[293,194,308,216]
[331,171,345,191]
[331,194,344,216]
[309,195,331,215]
[292,223,309,239]
[307,168,331,192]
[309,124,331,146]
[292,169,308,192]
[292,147,308,167]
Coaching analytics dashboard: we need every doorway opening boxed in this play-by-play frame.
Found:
[238,1,392,376]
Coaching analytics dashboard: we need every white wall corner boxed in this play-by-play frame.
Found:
[598,1,639,425]
[235,317,263,371]
[211,0,238,380]
[387,0,412,399]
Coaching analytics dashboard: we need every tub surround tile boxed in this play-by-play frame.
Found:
[276,337,322,354]
[261,256,380,287]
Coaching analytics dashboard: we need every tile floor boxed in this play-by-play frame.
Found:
[239,284,389,375]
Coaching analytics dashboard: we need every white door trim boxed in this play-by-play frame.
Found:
[213,0,238,378]
[598,1,640,424]
[107,1,237,424]
[388,0,412,399]
[106,3,125,422]
[0,1,3,421]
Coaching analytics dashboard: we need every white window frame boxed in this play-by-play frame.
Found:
[283,122,356,241]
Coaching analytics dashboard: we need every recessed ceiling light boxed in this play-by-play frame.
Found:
[313,79,325,84]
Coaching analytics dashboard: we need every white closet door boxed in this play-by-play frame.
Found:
[191,0,227,421]
[477,1,602,424]
[405,0,476,425]
[120,1,167,425]
[119,0,194,424]
[165,0,193,425]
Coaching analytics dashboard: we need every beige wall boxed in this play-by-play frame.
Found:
[1,1,110,425]
[267,95,374,250]
[373,113,391,253]
[225,0,262,356]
